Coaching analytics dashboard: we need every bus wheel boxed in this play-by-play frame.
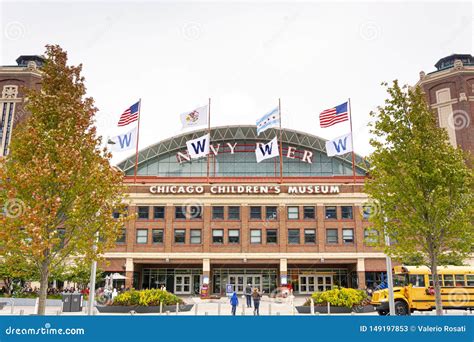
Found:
[377,310,388,316]
[395,301,409,316]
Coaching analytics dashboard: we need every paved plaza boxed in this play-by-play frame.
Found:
[0,296,472,316]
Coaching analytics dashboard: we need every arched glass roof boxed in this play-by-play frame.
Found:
[116,125,369,177]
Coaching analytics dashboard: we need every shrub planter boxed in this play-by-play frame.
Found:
[96,304,193,314]
[296,305,352,314]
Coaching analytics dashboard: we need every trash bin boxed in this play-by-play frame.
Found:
[70,294,83,312]
[61,293,72,312]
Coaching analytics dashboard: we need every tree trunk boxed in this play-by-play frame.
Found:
[431,256,443,315]
[4,278,12,295]
[37,261,50,315]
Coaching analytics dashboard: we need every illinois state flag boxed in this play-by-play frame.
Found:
[255,136,279,163]
[110,127,137,152]
[186,133,210,159]
[180,105,208,129]
[325,133,353,157]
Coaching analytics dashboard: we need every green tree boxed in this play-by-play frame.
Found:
[365,81,473,315]
[0,255,37,295]
[64,259,104,289]
[0,45,128,314]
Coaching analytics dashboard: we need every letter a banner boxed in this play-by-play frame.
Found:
[186,133,210,159]
[255,136,279,163]
[325,132,353,157]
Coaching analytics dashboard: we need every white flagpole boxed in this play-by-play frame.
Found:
[279,98,283,183]
[133,99,142,184]
[206,98,211,183]
[348,98,356,183]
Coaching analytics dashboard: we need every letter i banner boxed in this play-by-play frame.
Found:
[186,133,211,159]
[325,132,353,157]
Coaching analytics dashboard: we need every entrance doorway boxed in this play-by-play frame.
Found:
[228,275,262,293]
[174,275,192,294]
[298,275,333,294]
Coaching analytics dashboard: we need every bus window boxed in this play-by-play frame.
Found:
[393,274,408,287]
[408,274,425,287]
[467,275,474,287]
[455,275,466,287]
[443,275,454,287]
[428,275,443,286]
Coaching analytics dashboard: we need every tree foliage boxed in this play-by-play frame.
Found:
[365,81,473,315]
[0,45,129,314]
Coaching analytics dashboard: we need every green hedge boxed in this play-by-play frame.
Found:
[304,287,367,308]
[112,289,184,306]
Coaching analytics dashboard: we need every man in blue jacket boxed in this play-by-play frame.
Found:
[230,291,239,315]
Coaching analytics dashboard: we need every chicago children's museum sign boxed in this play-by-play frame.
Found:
[149,184,341,195]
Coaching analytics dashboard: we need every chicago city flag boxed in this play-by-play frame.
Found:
[110,127,138,152]
[256,107,280,135]
[180,105,209,129]
[186,133,211,159]
[325,132,353,157]
[255,136,279,163]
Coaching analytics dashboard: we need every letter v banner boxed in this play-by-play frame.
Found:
[110,127,138,152]
[186,133,211,159]
[325,132,353,157]
[255,136,280,163]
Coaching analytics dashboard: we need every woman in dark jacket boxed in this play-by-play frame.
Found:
[230,292,239,315]
[252,288,262,316]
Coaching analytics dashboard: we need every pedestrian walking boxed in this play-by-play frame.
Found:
[230,291,239,316]
[244,284,252,308]
[252,288,262,316]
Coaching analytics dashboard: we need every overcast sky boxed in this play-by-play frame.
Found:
[1,1,472,164]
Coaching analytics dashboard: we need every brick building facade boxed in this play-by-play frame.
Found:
[103,126,388,295]
[417,54,474,156]
[0,55,44,156]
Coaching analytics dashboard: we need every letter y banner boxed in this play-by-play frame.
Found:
[255,136,280,163]
[186,133,211,159]
[325,132,352,157]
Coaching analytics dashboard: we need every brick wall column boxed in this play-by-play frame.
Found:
[241,204,249,252]
[280,258,288,286]
[203,205,211,253]
[202,258,211,295]
[125,258,134,289]
[316,204,325,252]
[165,204,173,252]
[279,204,287,253]
[357,258,366,289]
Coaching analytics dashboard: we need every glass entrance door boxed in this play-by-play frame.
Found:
[229,275,262,294]
[228,275,245,293]
[246,276,262,292]
[174,275,192,294]
[299,275,332,294]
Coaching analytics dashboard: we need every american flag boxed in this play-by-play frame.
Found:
[117,101,140,127]
[319,102,349,128]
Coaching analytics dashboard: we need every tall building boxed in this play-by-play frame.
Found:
[417,54,474,155]
[104,126,388,294]
[0,55,44,156]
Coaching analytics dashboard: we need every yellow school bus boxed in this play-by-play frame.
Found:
[370,265,474,315]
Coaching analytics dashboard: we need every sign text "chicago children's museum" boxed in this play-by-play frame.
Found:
[149,185,340,195]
